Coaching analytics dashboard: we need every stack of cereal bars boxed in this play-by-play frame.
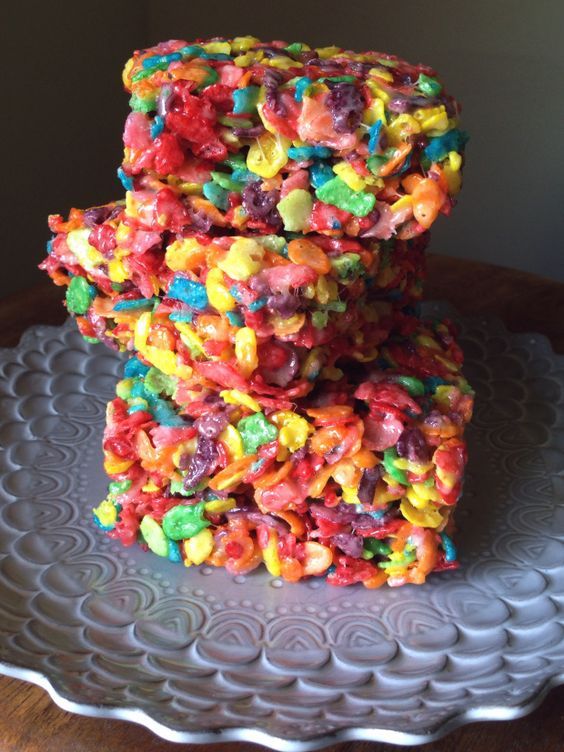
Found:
[41,36,472,587]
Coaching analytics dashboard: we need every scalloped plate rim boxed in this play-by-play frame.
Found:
[2,659,564,749]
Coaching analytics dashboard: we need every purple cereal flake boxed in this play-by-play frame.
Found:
[309,502,357,524]
[266,292,300,319]
[332,532,364,558]
[444,95,458,118]
[325,82,364,134]
[263,68,286,117]
[86,311,119,351]
[351,512,394,533]
[299,50,318,64]
[357,465,382,504]
[187,204,213,233]
[347,61,373,76]
[246,512,290,533]
[249,274,270,296]
[365,207,381,226]
[195,411,229,439]
[232,124,266,139]
[242,181,282,227]
[388,97,411,114]
[183,435,218,487]
[305,58,344,73]
[290,446,308,463]
[263,68,285,88]
[411,94,440,108]
[260,47,286,59]
[226,509,289,534]
[83,206,114,227]
[396,427,430,462]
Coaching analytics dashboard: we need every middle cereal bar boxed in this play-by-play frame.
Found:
[42,202,427,395]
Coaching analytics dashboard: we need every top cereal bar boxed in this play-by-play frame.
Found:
[121,37,467,241]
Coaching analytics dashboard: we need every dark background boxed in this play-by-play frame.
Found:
[3,0,563,300]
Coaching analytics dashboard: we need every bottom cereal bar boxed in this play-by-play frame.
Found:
[94,316,473,587]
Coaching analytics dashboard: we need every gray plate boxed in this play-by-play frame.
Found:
[1,302,563,750]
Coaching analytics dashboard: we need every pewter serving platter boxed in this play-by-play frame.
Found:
[1,302,563,750]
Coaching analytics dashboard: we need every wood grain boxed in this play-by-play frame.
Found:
[1,255,563,751]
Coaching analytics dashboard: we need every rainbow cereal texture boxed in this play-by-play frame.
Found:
[41,36,471,587]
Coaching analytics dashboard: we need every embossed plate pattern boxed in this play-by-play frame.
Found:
[1,302,564,750]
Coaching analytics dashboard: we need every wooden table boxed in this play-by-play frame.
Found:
[2,255,564,752]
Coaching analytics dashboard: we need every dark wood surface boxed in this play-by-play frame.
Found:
[1,254,564,752]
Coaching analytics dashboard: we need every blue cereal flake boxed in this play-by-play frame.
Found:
[128,403,150,415]
[113,297,158,311]
[142,52,182,70]
[226,310,243,327]
[309,161,334,189]
[151,115,165,139]
[46,239,54,254]
[250,458,265,474]
[179,45,205,57]
[117,167,134,191]
[92,499,118,532]
[124,356,150,379]
[203,181,229,211]
[288,145,332,161]
[293,76,313,102]
[423,375,448,394]
[178,45,231,61]
[231,167,255,183]
[424,129,469,162]
[169,310,194,323]
[386,289,403,301]
[152,398,186,427]
[368,510,386,519]
[167,539,183,563]
[130,380,147,399]
[368,119,383,154]
[93,515,114,533]
[168,275,208,310]
[248,296,267,312]
[229,285,244,302]
[440,532,457,562]
[232,86,260,114]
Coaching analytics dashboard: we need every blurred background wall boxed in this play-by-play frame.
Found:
[3,0,563,300]
[1,2,147,298]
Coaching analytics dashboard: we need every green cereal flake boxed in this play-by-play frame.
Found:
[129,93,157,113]
[416,73,442,97]
[315,177,375,217]
[144,367,177,397]
[237,412,278,455]
[393,375,425,397]
[383,447,409,486]
[278,189,313,232]
[66,276,95,315]
[162,502,210,540]
[140,516,170,557]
